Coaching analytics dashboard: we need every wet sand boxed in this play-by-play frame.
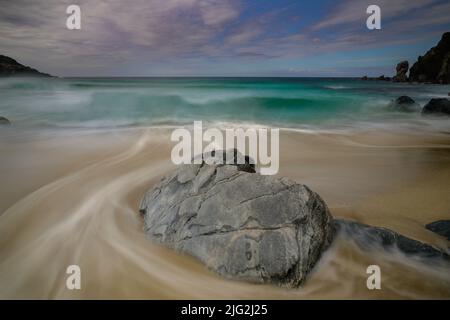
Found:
[0,127,449,299]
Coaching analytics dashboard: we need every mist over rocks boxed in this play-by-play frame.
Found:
[139,149,334,287]
[385,96,450,116]
[388,96,420,112]
[422,98,450,115]
[335,220,450,261]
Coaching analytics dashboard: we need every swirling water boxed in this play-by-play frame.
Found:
[0,77,449,299]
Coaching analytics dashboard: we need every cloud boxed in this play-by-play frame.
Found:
[199,0,239,25]
[0,0,449,76]
[225,25,263,45]
[312,0,437,30]
[0,0,243,75]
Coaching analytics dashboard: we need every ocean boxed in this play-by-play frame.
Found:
[1,77,449,132]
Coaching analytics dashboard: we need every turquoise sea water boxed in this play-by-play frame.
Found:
[0,77,449,132]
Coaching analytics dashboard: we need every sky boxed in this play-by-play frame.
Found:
[0,0,449,77]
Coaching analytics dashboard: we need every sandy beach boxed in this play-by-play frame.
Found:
[1,127,449,299]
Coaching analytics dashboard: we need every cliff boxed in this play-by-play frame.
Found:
[409,32,450,84]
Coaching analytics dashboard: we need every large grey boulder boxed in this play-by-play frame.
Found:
[139,150,334,287]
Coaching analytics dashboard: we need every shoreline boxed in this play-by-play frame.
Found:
[1,127,449,298]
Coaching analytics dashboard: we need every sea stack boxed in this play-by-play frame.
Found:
[393,61,409,82]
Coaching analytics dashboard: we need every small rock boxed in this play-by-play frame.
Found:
[388,96,420,112]
[426,220,450,241]
[0,116,11,125]
[376,75,390,81]
[422,98,450,115]
[194,149,256,174]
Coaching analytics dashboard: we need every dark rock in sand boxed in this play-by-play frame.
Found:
[426,220,450,241]
[409,32,450,84]
[422,98,450,115]
[139,149,334,287]
[196,149,256,174]
[393,61,409,82]
[388,96,420,112]
[0,116,11,125]
[0,55,52,77]
[335,219,449,261]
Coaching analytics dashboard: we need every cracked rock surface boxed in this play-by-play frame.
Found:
[139,151,334,287]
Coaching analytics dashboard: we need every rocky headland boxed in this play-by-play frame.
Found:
[409,32,450,84]
[363,32,450,84]
[0,55,52,77]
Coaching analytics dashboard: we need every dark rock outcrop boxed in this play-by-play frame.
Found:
[199,149,256,174]
[139,149,334,287]
[422,98,450,115]
[393,61,409,82]
[388,96,420,112]
[335,220,449,261]
[426,220,450,241]
[361,75,390,81]
[0,116,11,125]
[376,75,390,81]
[0,55,52,77]
[409,32,450,84]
